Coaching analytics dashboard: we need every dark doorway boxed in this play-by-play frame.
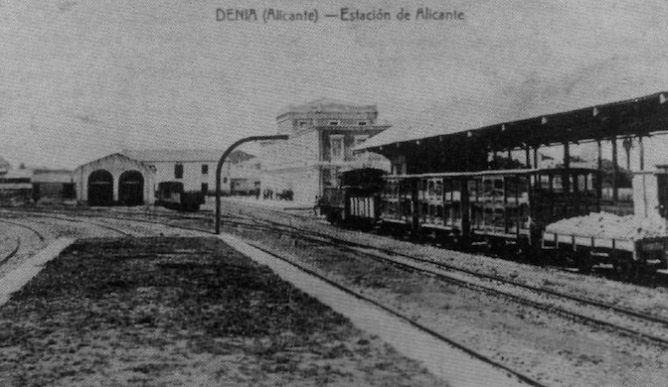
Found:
[119,170,144,206]
[88,170,114,206]
[658,174,668,219]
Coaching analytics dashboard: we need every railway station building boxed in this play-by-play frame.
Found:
[259,98,391,203]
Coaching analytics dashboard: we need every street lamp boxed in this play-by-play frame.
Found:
[215,135,288,234]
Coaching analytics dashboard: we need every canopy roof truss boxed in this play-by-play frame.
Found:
[368,91,668,158]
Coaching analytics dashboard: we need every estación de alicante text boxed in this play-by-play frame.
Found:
[339,8,465,21]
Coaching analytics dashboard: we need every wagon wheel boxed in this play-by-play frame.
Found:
[555,250,574,268]
[327,211,342,226]
[613,258,637,282]
[486,238,506,257]
[577,252,594,274]
[520,243,543,265]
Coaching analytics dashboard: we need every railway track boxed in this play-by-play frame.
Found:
[243,239,548,387]
[0,237,21,265]
[0,218,46,266]
[0,218,46,242]
[8,213,134,238]
[257,223,668,349]
[345,245,668,347]
[203,211,668,351]
[243,215,668,333]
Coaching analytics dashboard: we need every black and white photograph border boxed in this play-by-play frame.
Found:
[2,1,668,386]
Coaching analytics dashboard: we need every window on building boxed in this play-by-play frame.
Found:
[223,177,228,184]
[202,164,208,174]
[328,120,340,126]
[358,121,368,126]
[201,183,208,194]
[174,164,184,179]
[298,120,309,128]
[353,135,369,147]
[330,135,344,161]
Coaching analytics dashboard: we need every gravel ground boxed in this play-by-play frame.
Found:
[6,205,668,386]
[213,202,668,387]
[0,237,445,387]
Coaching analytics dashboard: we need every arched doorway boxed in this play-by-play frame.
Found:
[118,170,144,206]
[88,169,114,206]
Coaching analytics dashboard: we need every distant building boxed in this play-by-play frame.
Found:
[260,98,390,203]
[32,169,75,202]
[0,157,74,205]
[0,164,32,204]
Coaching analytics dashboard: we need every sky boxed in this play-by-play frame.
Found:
[2,0,668,169]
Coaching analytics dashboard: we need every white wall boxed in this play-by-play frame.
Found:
[148,160,259,194]
[150,161,217,193]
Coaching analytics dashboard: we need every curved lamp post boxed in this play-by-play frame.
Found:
[215,134,288,234]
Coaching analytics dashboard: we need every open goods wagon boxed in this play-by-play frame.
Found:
[542,212,668,277]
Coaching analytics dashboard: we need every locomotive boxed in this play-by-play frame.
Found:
[155,181,205,212]
[320,167,668,275]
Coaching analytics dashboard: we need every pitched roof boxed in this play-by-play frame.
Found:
[75,153,155,172]
[122,149,255,164]
[277,98,378,117]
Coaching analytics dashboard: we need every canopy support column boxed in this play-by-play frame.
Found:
[612,136,618,205]
[639,135,645,171]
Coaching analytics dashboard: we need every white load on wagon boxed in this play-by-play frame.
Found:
[543,212,668,254]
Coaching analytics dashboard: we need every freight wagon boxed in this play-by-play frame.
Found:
[320,167,668,275]
[155,181,204,212]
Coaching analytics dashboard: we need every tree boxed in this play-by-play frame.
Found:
[489,155,524,170]
[600,159,632,188]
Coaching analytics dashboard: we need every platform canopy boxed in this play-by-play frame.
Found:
[363,91,668,160]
